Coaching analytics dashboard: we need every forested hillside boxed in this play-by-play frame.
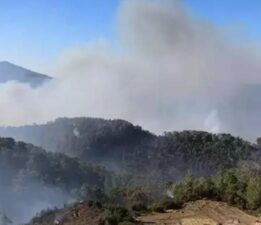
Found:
[1,119,261,224]
[0,137,110,190]
[0,137,113,224]
[0,118,260,180]
[26,169,261,225]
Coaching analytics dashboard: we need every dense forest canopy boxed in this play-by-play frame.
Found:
[0,118,259,179]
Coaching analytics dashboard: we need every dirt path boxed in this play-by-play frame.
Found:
[137,200,258,225]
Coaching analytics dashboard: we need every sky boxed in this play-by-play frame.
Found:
[0,0,260,74]
[0,0,261,140]
[0,0,119,73]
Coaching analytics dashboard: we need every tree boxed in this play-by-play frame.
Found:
[246,177,261,209]
[256,137,261,146]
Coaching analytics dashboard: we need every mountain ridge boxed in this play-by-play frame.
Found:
[0,61,52,87]
[0,117,259,179]
[1,118,261,224]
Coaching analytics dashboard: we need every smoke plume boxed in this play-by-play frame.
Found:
[1,0,261,140]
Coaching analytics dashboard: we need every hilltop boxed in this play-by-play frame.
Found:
[0,61,51,87]
[0,119,261,224]
[0,117,260,180]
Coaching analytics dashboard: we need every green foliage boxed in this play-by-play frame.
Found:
[0,137,110,194]
[103,207,135,225]
[169,169,261,211]
[157,131,256,178]
[149,197,181,212]
[1,120,261,223]
[0,118,154,162]
[214,170,245,205]
[1,119,259,181]
[100,187,151,212]
[246,177,261,209]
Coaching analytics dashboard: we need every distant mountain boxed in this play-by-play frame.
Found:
[0,61,51,87]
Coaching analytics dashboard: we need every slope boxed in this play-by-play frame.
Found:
[0,118,259,180]
[0,61,51,87]
[0,137,111,224]
[138,200,258,225]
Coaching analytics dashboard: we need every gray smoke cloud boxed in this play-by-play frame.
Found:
[0,170,71,225]
[0,0,261,140]
[0,185,70,225]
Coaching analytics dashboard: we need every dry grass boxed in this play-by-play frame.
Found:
[181,218,218,225]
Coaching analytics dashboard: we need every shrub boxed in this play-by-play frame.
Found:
[149,197,182,212]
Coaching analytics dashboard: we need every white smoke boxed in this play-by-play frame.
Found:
[0,0,261,139]
[204,110,220,134]
[166,189,174,199]
[0,181,71,225]
[73,127,80,137]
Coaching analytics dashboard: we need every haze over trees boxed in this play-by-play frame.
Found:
[0,118,261,224]
[0,118,259,179]
[0,136,111,223]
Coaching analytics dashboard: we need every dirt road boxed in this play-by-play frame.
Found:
[137,200,258,225]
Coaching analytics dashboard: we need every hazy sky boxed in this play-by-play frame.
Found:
[0,0,261,140]
[0,0,260,74]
